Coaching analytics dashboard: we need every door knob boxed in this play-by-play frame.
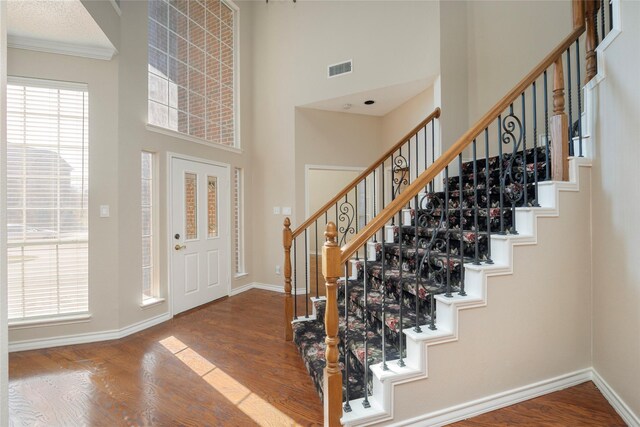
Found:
[175,244,186,250]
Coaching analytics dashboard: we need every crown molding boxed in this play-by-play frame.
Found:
[8,35,116,61]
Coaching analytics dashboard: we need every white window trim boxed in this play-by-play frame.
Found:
[7,76,90,323]
[146,124,243,155]
[9,313,92,330]
[233,167,246,275]
[142,151,161,303]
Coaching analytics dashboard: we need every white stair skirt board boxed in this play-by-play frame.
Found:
[341,158,595,427]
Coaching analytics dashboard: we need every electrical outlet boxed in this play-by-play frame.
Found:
[275,265,281,275]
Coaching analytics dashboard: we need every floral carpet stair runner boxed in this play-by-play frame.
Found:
[292,147,549,403]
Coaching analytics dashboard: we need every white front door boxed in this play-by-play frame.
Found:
[171,157,229,315]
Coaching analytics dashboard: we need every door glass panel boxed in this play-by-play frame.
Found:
[185,172,197,239]
[207,176,218,237]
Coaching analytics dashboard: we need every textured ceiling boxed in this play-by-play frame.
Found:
[7,0,114,52]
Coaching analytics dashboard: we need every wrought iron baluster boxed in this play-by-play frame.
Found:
[381,161,388,371]
[343,262,351,412]
[423,125,428,176]
[408,139,412,188]
[532,81,540,207]
[355,182,359,261]
[391,152,396,226]
[414,193,421,333]
[567,48,573,157]
[501,103,524,235]
[338,194,355,247]
[601,0,606,42]
[522,93,528,207]
[293,239,297,317]
[362,242,370,408]
[373,168,377,243]
[315,220,319,298]
[472,139,480,265]
[576,40,583,158]
[484,129,494,264]
[398,209,405,367]
[457,154,466,297]
[498,114,505,235]
[305,229,309,318]
[608,0,613,34]
[430,119,435,193]
[544,71,550,181]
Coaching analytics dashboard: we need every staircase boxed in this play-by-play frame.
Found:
[283,2,608,425]
[292,146,549,402]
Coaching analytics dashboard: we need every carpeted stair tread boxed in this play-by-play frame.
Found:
[292,318,367,402]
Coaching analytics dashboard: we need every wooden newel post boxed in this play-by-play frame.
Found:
[322,222,343,427]
[283,218,293,341]
[585,0,600,82]
[551,56,569,181]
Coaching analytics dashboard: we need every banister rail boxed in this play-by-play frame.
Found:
[291,107,441,239]
[340,24,585,263]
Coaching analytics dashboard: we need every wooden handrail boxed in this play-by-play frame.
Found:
[340,25,585,263]
[291,107,441,239]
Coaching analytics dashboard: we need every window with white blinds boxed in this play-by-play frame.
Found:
[141,151,158,301]
[7,77,89,321]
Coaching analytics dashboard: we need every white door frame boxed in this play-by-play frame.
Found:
[166,152,232,317]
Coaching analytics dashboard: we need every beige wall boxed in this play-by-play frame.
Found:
[381,86,435,151]
[591,0,640,418]
[466,0,573,125]
[245,0,440,288]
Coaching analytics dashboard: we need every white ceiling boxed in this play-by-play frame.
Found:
[7,0,116,59]
[302,78,435,117]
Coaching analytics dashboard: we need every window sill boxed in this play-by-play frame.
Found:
[234,272,249,279]
[140,297,166,310]
[9,313,92,330]
[146,124,243,155]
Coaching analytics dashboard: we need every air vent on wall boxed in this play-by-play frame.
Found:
[328,60,353,78]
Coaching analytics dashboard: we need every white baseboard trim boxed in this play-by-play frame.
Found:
[8,311,171,353]
[592,369,640,427]
[391,369,592,427]
[229,282,307,296]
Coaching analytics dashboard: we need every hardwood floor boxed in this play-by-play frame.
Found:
[451,381,626,426]
[9,290,625,427]
[9,290,323,427]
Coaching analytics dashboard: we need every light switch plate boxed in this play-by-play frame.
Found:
[100,205,110,218]
[273,207,281,215]
[282,207,292,215]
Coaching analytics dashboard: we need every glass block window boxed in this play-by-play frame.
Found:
[148,0,237,147]
[7,77,89,321]
[141,151,157,301]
